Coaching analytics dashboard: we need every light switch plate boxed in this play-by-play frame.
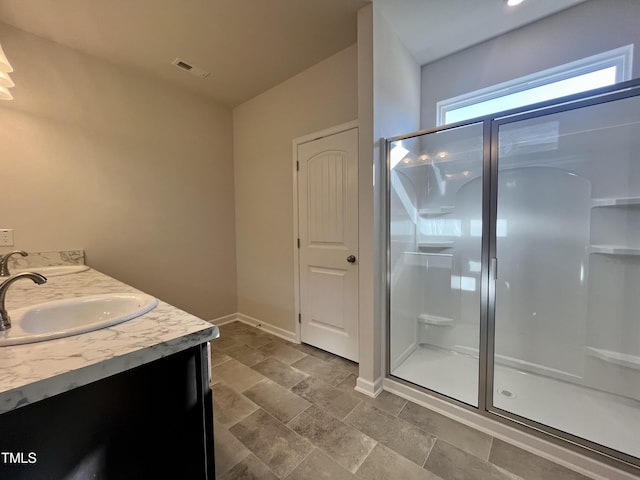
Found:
[0,229,14,246]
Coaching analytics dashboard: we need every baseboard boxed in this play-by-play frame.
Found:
[209,313,239,326]
[355,376,384,398]
[233,313,299,344]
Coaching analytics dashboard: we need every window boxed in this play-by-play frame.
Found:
[437,45,633,126]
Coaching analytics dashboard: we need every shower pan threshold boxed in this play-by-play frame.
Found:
[391,344,640,459]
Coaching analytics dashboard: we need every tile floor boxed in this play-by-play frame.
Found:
[210,321,592,480]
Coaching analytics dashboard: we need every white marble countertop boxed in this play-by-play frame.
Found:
[0,266,219,414]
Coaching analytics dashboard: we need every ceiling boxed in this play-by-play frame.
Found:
[0,0,588,107]
[374,0,588,66]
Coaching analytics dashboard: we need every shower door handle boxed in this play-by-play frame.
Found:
[491,257,498,280]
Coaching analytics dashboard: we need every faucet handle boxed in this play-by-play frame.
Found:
[0,250,28,277]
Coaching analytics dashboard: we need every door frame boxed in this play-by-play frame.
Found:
[292,120,359,344]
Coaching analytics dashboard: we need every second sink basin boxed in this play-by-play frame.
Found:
[0,293,158,346]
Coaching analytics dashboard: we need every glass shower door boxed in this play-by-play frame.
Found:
[491,93,640,459]
[388,123,484,406]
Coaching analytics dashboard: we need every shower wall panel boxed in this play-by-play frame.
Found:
[389,170,420,369]
[493,165,591,379]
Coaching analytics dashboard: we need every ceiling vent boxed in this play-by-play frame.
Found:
[171,58,210,79]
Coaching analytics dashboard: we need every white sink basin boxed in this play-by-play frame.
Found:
[0,293,158,346]
[13,265,90,277]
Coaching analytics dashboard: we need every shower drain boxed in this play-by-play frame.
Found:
[497,388,517,399]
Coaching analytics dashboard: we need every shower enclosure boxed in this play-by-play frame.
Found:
[386,79,640,467]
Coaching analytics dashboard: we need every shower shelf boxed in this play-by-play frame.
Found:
[418,241,454,249]
[591,196,640,208]
[418,206,455,216]
[418,313,454,326]
[589,245,640,256]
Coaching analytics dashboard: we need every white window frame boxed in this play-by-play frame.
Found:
[437,45,634,126]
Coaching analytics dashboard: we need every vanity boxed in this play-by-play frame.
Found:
[0,252,219,479]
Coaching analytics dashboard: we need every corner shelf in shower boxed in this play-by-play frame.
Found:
[418,240,454,249]
[591,196,640,208]
[418,313,454,326]
[418,206,455,216]
[589,245,640,256]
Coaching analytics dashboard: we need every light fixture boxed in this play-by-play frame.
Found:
[0,70,14,88]
[506,0,525,6]
[0,43,14,100]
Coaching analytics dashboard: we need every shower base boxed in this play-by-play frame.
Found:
[391,344,640,459]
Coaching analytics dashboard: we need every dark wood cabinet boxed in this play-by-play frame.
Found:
[0,344,214,480]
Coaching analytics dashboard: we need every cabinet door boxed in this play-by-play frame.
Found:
[0,346,214,479]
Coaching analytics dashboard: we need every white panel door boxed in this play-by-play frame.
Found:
[298,127,358,361]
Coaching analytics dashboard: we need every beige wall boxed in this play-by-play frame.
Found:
[0,23,237,320]
[233,44,358,334]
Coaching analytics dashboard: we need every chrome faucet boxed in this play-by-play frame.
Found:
[0,250,28,277]
[0,272,47,331]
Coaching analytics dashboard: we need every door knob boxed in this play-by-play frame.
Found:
[346,255,357,263]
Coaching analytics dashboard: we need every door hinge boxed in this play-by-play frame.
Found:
[298,313,301,324]
[296,160,299,171]
[297,238,300,248]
